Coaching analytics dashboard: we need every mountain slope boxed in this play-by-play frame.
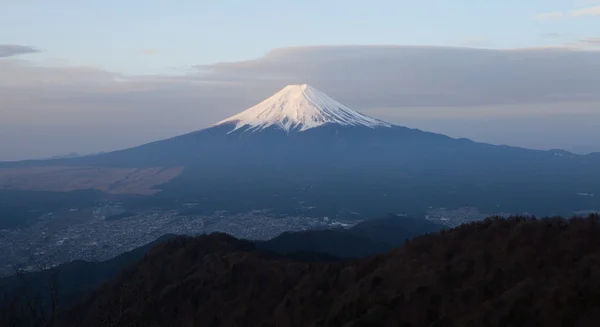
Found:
[257,229,391,258]
[63,215,600,327]
[347,214,445,245]
[257,214,444,258]
[1,84,599,216]
[0,234,176,306]
[1,216,440,303]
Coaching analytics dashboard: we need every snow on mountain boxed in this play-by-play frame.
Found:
[214,84,392,132]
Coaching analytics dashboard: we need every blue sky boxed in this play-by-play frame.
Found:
[2,0,599,74]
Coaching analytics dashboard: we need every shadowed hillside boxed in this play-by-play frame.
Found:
[61,214,600,327]
[257,214,444,258]
[0,235,177,310]
[0,215,439,325]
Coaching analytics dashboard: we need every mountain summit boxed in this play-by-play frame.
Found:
[1,84,600,218]
[214,84,391,132]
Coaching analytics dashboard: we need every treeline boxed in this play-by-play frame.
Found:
[4,214,600,326]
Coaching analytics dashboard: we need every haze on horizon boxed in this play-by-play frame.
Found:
[1,0,600,161]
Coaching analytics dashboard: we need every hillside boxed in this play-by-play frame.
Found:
[64,214,600,327]
[347,214,444,245]
[257,229,391,258]
[0,215,439,306]
[257,214,444,258]
[0,234,176,307]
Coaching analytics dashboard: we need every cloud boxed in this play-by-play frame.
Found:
[550,36,600,49]
[0,45,41,58]
[2,45,600,159]
[535,5,600,20]
[457,37,489,47]
[535,12,565,20]
[139,49,160,55]
[3,45,600,114]
[4,45,600,110]
[192,46,600,108]
[571,5,600,16]
[566,37,600,49]
[541,33,574,39]
[578,37,600,45]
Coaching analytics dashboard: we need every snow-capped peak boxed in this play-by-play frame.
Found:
[214,84,392,132]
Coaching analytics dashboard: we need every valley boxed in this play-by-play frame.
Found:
[0,199,516,278]
[0,203,359,277]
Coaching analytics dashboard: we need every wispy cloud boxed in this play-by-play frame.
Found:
[535,12,565,20]
[5,45,600,111]
[571,5,600,16]
[544,37,600,50]
[581,36,600,44]
[571,36,600,47]
[541,32,575,39]
[457,37,489,47]
[0,45,41,58]
[139,49,160,55]
[535,5,600,20]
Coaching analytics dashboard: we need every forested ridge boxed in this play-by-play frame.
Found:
[3,215,600,326]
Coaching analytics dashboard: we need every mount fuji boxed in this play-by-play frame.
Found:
[214,84,391,132]
[1,84,600,217]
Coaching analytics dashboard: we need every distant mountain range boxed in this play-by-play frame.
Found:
[1,84,599,217]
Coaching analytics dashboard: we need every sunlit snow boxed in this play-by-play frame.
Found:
[215,84,391,132]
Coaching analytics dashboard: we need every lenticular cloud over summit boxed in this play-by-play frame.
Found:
[215,84,391,133]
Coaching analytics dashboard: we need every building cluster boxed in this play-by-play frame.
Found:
[0,205,357,277]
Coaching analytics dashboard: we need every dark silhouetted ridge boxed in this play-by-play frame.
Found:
[0,234,177,307]
[257,214,444,258]
[61,215,600,327]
